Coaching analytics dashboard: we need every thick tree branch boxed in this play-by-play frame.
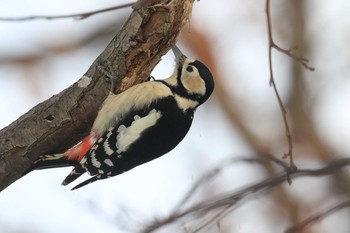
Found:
[0,0,195,192]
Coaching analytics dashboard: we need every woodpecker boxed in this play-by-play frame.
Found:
[30,45,214,190]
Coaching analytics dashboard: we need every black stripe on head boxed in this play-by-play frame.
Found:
[174,64,202,100]
[176,64,183,83]
[189,60,214,104]
[159,64,196,99]
[157,65,185,95]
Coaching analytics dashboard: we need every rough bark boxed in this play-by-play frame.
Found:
[0,0,195,192]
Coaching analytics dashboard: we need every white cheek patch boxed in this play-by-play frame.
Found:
[116,109,162,153]
[181,69,206,96]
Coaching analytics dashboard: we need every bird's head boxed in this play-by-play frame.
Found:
[168,45,215,106]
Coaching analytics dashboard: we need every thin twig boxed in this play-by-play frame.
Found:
[266,0,297,177]
[142,158,350,233]
[273,45,315,71]
[191,205,233,233]
[285,199,350,233]
[259,153,289,170]
[0,2,135,21]
[173,157,260,212]
[173,155,289,214]
[265,0,315,174]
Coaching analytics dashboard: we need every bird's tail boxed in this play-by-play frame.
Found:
[29,153,75,171]
[27,134,97,173]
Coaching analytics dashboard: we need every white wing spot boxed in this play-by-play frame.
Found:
[117,125,126,133]
[91,155,101,168]
[134,115,140,120]
[116,109,162,153]
[117,154,123,159]
[106,131,113,138]
[103,140,113,155]
[104,159,113,166]
[80,157,87,164]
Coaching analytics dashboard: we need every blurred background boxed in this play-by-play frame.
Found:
[1,0,350,232]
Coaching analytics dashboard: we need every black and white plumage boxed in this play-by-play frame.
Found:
[31,45,214,190]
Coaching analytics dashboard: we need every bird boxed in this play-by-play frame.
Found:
[29,44,215,190]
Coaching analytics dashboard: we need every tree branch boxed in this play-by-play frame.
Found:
[285,199,350,233]
[0,3,135,21]
[0,0,195,192]
[143,158,350,232]
[265,0,314,175]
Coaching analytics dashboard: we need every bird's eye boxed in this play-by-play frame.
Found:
[186,66,193,72]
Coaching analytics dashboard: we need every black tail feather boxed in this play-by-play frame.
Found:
[70,175,100,190]
[34,154,75,170]
[61,164,86,187]
[70,171,119,190]
[25,154,75,175]
[27,153,109,191]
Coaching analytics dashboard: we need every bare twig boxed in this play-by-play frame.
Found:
[173,154,289,214]
[173,157,260,212]
[0,2,135,21]
[285,199,350,233]
[191,205,233,233]
[168,155,289,232]
[143,158,350,233]
[274,45,315,71]
[266,0,315,175]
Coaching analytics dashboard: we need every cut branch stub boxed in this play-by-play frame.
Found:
[0,0,195,192]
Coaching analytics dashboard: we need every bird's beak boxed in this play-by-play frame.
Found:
[171,44,186,66]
